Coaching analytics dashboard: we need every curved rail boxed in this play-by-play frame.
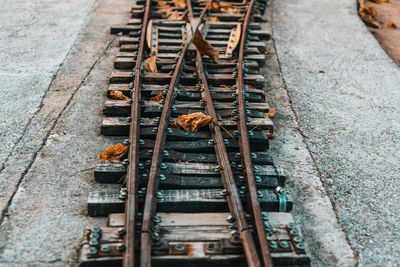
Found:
[123,0,152,265]
[139,2,211,266]
[236,0,274,266]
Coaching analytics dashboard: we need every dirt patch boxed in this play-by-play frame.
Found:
[358,0,400,66]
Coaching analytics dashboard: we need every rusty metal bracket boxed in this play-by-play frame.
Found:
[226,23,241,57]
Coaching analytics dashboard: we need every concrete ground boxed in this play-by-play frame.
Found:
[272,0,400,266]
[0,0,398,266]
[0,0,130,265]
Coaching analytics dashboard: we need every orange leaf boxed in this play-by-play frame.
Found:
[143,55,158,73]
[166,11,184,20]
[149,93,164,101]
[264,49,271,55]
[172,0,186,8]
[264,107,276,118]
[265,130,275,139]
[157,1,168,6]
[98,143,128,161]
[177,112,213,131]
[159,6,173,12]
[110,90,130,101]
[220,7,240,14]
[206,16,219,22]
[193,29,219,63]
[388,21,398,29]
[209,2,220,12]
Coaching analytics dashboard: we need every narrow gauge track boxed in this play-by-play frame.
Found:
[78,0,310,266]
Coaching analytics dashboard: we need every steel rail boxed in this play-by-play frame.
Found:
[139,2,211,266]
[123,0,152,265]
[188,1,261,266]
[236,0,274,266]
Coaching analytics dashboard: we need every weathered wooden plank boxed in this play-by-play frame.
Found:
[103,100,268,117]
[109,72,265,87]
[94,161,282,187]
[107,84,265,99]
[101,117,273,136]
[87,188,292,216]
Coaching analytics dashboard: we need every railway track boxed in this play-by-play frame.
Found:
[78,0,311,266]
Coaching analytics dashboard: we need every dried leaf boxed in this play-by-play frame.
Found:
[149,93,164,101]
[219,1,233,7]
[110,90,130,100]
[193,29,219,63]
[159,6,173,12]
[157,1,168,6]
[172,0,186,8]
[387,21,398,29]
[206,16,219,22]
[143,55,158,73]
[166,11,185,20]
[264,107,276,118]
[358,2,380,28]
[265,130,275,139]
[98,143,128,161]
[177,112,213,131]
[220,7,241,14]
[259,16,268,22]
[370,0,389,3]
[210,2,220,12]
[264,48,271,55]
[220,84,231,88]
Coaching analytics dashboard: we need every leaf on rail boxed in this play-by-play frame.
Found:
[177,112,213,132]
[144,55,158,73]
[98,143,128,161]
[149,93,165,101]
[264,107,276,118]
[110,90,130,101]
[193,29,219,63]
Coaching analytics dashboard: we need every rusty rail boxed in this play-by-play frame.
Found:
[123,0,152,265]
[139,2,211,266]
[236,0,274,266]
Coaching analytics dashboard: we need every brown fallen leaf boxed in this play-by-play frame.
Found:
[264,48,271,55]
[220,7,240,14]
[193,29,219,63]
[358,0,380,28]
[370,0,389,3]
[387,21,398,29]
[149,93,164,101]
[206,16,219,22]
[166,10,185,20]
[110,90,130,101]
[157,1,168,6]
[177,112,213,131]
[98,143,128,161]
[172,0,186,8]
[210,2,220,12]
[159,6,173,12]
[264,130,275,139]
[143,55,158,73]
[264,107,276,118]
[219,1,233,7]
[220,84,231,88]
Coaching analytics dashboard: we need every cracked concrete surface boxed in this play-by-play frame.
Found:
[0,0,397,265]
[0,0,131,265]
[273,0,400,265]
